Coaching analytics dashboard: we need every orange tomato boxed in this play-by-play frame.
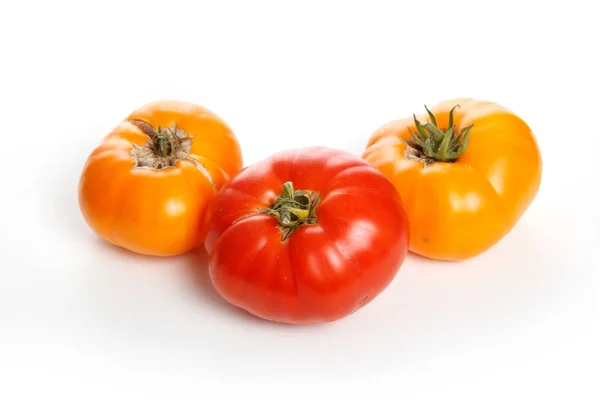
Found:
[78,100,243,256]
[362,98,542,261]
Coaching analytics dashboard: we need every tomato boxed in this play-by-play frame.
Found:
[78,100,243,256]
[203,147,410,324]
[362,98,542,261]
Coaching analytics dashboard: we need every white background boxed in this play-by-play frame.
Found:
[1,1,598,398]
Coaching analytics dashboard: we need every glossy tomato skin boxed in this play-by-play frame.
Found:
[78,100,243,256]
[362,98,542,261]
[204,147,410,324]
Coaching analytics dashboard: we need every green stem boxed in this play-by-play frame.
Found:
[153,131,173,158]
[261,181,320,240]
[403,105,473,165]
[281,181,295,202]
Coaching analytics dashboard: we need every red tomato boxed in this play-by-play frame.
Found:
[203,147,410,324]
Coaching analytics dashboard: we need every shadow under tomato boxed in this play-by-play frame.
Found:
[94,239,270,324]
[403,252,457,266]
[183,248,222,303]
[95,238,185,266]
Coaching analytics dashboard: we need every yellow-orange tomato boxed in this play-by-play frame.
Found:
[78,100,243,256]
[362,98,542,261]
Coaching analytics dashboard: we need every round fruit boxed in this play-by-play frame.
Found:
[78,100,243,256]
[204,147,410,324]
[362,98,542,261]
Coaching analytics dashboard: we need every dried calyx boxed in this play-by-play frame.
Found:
[129,119,195,170]
[129,119,216,186]
[403,105,474,167]
[261,182,320,241]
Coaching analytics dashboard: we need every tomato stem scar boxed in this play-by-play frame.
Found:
[128,119,215,186]
[260,181,320,241]
[403,105,473,167]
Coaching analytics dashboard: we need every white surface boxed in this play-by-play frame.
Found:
[1,1,599,398]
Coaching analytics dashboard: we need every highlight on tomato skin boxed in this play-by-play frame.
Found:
[202,146,410,325]
[78,99,243,257]
[362,98,543,261]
